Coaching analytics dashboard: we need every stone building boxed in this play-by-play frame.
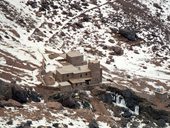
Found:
[55,51,102,90]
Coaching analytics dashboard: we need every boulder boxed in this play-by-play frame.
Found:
[52,123,59,128]
[119,29,138,41]
[81,14,90,22]
[153,3,162,10]
[16,120,32,128]
[0,99,22,107]
[106,60,111,64]
[71,4,82,11]
[89,119,99,128]
[61,96,78,108]
[112,46,124,55]
[26,0,37,8]
[167,16,170,21]
[47,101,63,110]
[43,73,55,85]
[6,120,13,125]
[25,120,32,127]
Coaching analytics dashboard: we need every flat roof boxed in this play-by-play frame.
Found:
[56,64,91,74]
[89,60,99,64]
[56,65,78,74]
[67,51,83,57]
[69,77,91,84]
[74,65,91,73]
[59,81,71,87]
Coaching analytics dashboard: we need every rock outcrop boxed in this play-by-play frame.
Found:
[119,28,138,41]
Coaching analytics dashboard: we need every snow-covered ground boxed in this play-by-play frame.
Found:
[0,103,112,128]
[138,0,170,24]
[0,0,169,95]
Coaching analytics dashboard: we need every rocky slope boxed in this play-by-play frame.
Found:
[0,0,170,127]
[0,80,170,128]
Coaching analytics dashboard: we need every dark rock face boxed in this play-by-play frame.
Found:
[12,86,28,103]
[71,3,82,11]
[40,1,50,11]
[0,80,12,100]
[140,105,170,127]
[26,0,37,8]
[157,119,166,127]
[12,85,41,104]
[101,92,116,104]
[28,90,41,102]
[49,93,79,109]
[0,102,4,108]
[119,29,138,41]
[121,108,132,118]
[121,89,140,111]
[6,120,13,125]
[53,123,59,128]
[61,96,78,108]
[80,14,90,22]
[89,120,99,128]
[0,80,41,104]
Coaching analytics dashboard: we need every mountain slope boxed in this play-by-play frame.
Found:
[0,0,169,93]
[0,0,170,127]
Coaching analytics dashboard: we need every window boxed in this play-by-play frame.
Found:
[85,73,88,76]
[80,74,82,77]
[67,74,69,77]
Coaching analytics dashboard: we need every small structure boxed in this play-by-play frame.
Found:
[54,50,102,91]
[66,51,85,66]
[155,87,168,101]
[58,81,72,92]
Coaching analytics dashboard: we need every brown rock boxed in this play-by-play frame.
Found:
[91,86,106,96]
[112,46,124,55]
[48,53,59,59]
[46,101,63,110]
[106,60,111,64]
[97,115,117,127]
[76,109,94,122]
[0,99,22,107]
[43,72,55,85]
